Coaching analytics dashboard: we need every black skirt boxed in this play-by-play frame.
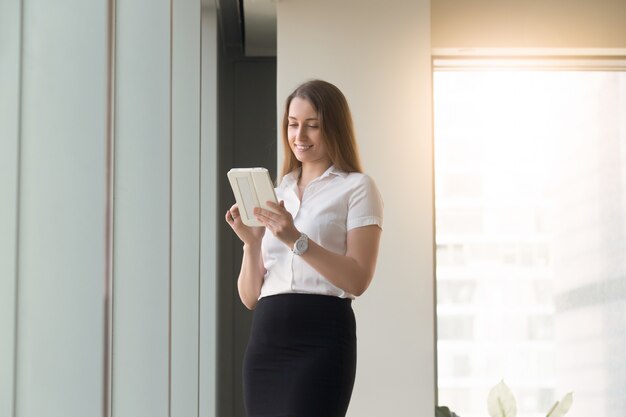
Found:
[243,293,357,417]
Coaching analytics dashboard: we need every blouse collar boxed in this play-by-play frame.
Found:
[282,164,348,188]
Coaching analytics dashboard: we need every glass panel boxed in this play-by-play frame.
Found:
[435,70,626,417]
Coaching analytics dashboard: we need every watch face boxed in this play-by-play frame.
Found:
[296,239,307,252]
[294,234,308,255]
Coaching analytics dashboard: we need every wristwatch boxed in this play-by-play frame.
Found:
[292,233,309,256]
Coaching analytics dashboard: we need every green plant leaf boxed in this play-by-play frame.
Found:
[487,380,517,417]
[435,405,453,417]
[546,392,573,417]
[436,405,461,417]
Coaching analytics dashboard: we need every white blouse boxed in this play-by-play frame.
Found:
[259,165,384,300]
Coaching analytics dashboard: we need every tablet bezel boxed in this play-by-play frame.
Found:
[227,167,278,227]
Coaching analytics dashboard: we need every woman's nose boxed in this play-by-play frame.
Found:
[294,126,305,140]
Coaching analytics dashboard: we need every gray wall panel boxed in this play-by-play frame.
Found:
[2,1,219,415]
[200,5,219,417]
[112,0,171,415]
[171,0,202,415]
[0,0,21,415]
[15,0,107,415]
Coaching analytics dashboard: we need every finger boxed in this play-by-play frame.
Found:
[254,207,275,220]
[258,204,286,220]
[259,210,286,234]
[256,213,285,234]
[254,210,273,223]
[226,208,240,224]
[267,201,289,218]
[266,201,282,211]
[254,215,269,229]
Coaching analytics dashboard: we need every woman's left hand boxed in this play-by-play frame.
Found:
[254,201,300,247]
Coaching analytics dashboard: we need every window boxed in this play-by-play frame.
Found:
[435,61,626,417]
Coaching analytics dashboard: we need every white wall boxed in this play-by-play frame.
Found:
[432,0,626,49]
[0,0,218,416]
[277,1,435,416]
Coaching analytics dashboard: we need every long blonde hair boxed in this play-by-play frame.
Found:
[281,80,363,178]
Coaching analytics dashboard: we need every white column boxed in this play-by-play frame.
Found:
[199,5,218,417]
[13,0,108,416]
[171,0,201,415]
[0,0,21,415]
[112,0,171,415]
[277,0,435,415]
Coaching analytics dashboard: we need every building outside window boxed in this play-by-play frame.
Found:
[434,63,626,417]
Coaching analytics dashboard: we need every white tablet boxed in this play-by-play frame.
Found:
[227,168,278,227]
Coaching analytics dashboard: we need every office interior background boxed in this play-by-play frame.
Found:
[1,0,624,416]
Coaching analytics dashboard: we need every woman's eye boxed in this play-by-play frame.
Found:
[307,125,319,129]
[288,123,298,127]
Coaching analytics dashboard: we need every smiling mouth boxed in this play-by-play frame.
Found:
[295,144,313,151]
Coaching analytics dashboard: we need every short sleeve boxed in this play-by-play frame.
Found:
[347,175,384,231]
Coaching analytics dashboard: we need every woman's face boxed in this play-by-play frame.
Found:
[287,97,330,166]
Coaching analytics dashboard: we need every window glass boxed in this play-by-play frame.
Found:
[435,70,626,417]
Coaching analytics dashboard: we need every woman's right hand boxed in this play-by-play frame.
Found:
[225,204,265,247]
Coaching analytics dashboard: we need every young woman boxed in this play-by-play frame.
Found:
[225,79,383,417]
